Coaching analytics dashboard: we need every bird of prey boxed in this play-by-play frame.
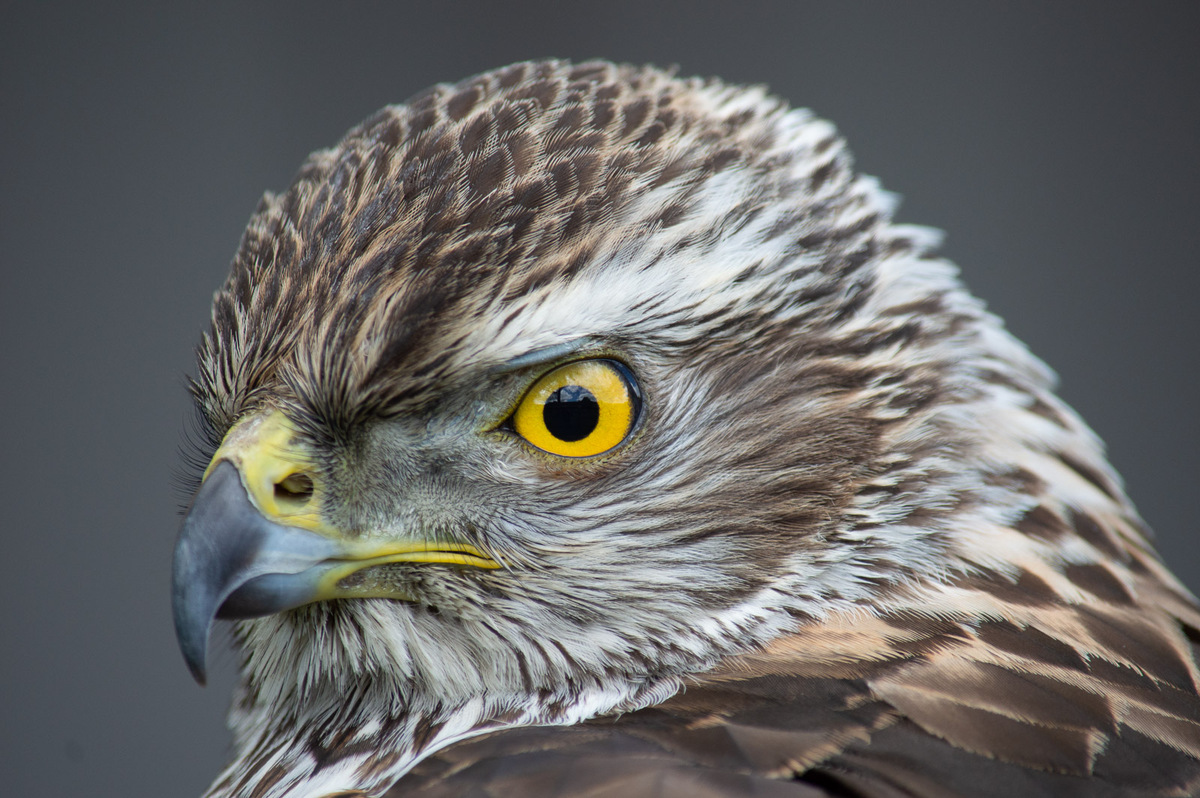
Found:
[172,60,1200,797]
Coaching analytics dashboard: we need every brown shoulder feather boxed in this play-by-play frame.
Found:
[398,562,1200,797]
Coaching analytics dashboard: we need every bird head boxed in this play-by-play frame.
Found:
[172,61,1160,795]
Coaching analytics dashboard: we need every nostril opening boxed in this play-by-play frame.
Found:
[274,473,314,504]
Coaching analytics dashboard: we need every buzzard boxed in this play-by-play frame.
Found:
[172,60,1200,797]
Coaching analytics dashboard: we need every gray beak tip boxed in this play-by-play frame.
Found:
[170,461,248,687]
[181,640,210,687]
[170,460,342,684]
[172,578,212,686]
[172,531,217,686]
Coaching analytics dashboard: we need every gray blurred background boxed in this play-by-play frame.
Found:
[3,2,1197,795]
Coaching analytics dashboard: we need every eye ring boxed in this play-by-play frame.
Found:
[512,359,641,458]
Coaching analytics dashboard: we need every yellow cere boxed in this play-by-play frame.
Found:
[513,359,635,457]
[205,410,328,533]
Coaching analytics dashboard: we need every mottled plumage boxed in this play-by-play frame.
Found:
[174,60,1200,798]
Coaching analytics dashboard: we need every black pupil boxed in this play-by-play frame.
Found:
[543,385,600,442]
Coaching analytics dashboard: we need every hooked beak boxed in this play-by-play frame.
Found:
[171,460,340,684]
[170,411,500,685]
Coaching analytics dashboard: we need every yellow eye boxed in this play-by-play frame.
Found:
[512,360,640,457]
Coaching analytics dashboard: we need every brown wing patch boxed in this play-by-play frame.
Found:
[872,673,1105,773]
[860,574,1200,790]
[398,722,828,797]
[397,579,1200,797]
